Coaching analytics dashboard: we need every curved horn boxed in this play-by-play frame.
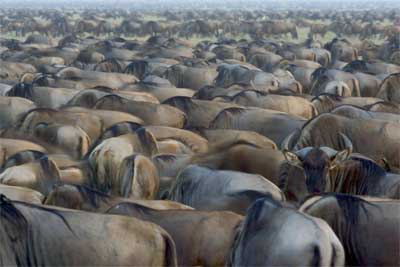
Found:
[32,73,45,83]
[20,72,35,83]
[250,79,258,91]
[339,132,353,154]
[281,131,297,151]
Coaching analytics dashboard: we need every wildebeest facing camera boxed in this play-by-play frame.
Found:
[0,0,399,266]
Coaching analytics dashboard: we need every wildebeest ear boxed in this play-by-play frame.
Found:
[283,149,302,167]
[330,148,351,169]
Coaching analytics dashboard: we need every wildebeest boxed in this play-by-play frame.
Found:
[209,107,306,146]
[88,127,159,196]
[45,184,193,212]
[377,72,400,104]
[0,96,37,129]
[287,113,400,170]
[13,108,104,142]
[227,197,345,266]
[188,141,286,185]
[32,122,91,159]
[0,156,61,195]
[1,6,399,266]
[163,64,218,90]
[311,93,382,114]
[107,202,243,266]
[330,105,400,123]
[229,90,317,119]
[0,184,44,204]
[164,96,239,128]
[300,194,400,266]
[196,128,277,150]
[5,84,79,109]
[281,132,400,201]
[310,68,361,97]
[93,94,187,128]
[167,164,285,214]
[0,195,178,266]
[0,138,47,167]
[66,88,159,108]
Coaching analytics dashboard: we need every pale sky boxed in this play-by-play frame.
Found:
[1,0,399,10]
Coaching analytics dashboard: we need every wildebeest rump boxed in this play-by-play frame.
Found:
[0,195,178,266]
[300,194,400,266]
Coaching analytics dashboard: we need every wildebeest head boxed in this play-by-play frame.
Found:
[281,133,353,194]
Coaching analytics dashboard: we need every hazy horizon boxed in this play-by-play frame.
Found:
[1,0,400,11]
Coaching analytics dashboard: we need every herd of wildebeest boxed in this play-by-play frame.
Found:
[0,6,399,267]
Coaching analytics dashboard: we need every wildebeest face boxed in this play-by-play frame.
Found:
[283,147,351,194]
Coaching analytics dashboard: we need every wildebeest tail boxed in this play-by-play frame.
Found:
[225,220,244,267]
[311,245,321,267]
[162,231,178,267]
[330,239,346,267]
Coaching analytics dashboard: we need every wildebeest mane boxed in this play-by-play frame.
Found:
[95,58,123,73]
[209,107,248,128]
[332,193,378,226]
[1,150,46,170]
[108,121,142,136]
[0,127,70,157]
[6,82,34,100]
[0,194,31,266]
[22,199,73,231]
[330,104,372,114]
[1,38,21,50]
[228,81,255,89]
[332,156,386,195]
[32,74,50,87]
[112,37,126,42]
[271,88,301,96]
[191,138,262,168]
[124,60,148,77]
[232,89,268,99]
[225,220,245,267]
[0,195,74,252]
[191,85,214,99]
[209,95,234,102]
[57,35,77,48]
[364,101,399,110]
[162,96,198,112]
[278,162,291,192]
[352,157,386,178]
[16,107,59,127]
[324,38,351,51]
[311,93,344,102]
[94,94,126,106]
[106,201,152,217]
[342,60,368,73]
[75,184,111,208]
[153,154,178,163]
[90,85,115,93]
[331,193,380,265]
[87,121,142,155]
[295,111,337,135]
[301,193,379,228]
[311,67,328,81]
